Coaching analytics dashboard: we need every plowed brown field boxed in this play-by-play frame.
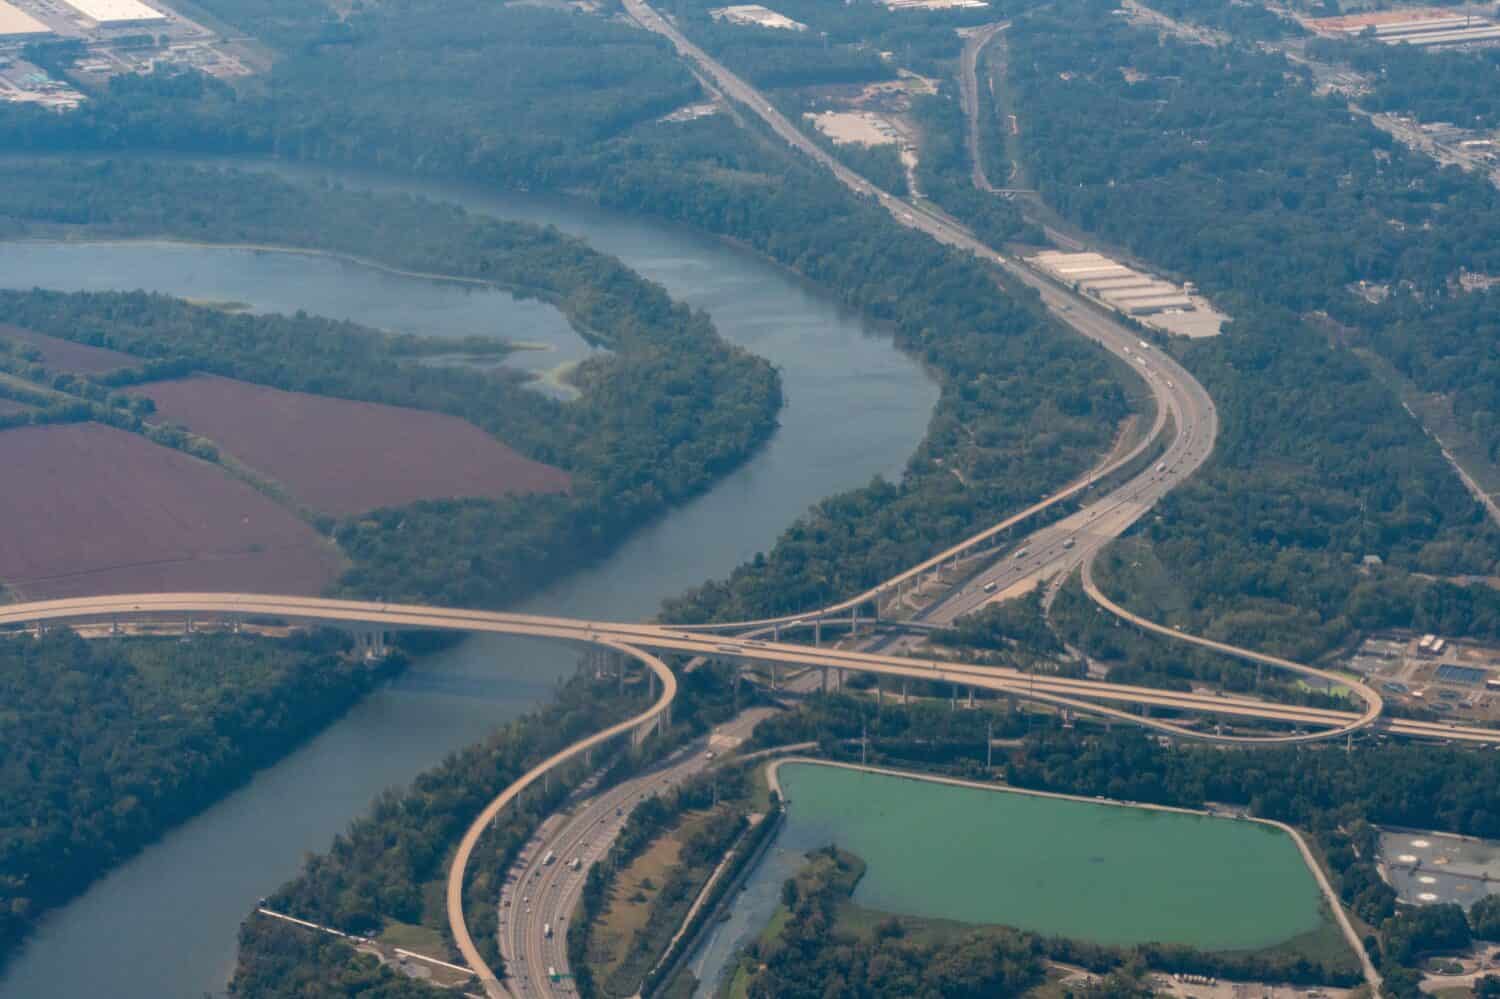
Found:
[0,423,343,600]
[135,375,570,516]
[0,324,135,374]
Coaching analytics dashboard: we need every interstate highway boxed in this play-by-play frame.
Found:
[500,709,773,997]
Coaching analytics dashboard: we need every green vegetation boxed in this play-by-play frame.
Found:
[1316,37,1500,130]
[734,845,1048,998]
[232,918,443,999]
[0,0,1131,630]
[232,660,744,994]
[0,160,782,607]
[990,2,1500,659]
[230,671,642,995]
[573,769,751,997]
[748,700,1500,990]
[0,629,400,964]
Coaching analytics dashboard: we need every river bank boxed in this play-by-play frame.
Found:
[0,171,937,999]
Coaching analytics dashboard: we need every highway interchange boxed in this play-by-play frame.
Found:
[1,6,1490,995]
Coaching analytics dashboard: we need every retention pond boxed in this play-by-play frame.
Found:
[691,762,1332,994]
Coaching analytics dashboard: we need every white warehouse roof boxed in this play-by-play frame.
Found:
[60,0,166,24]
[0,0,50,35]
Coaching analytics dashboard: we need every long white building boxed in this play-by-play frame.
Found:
[59,0,167,26]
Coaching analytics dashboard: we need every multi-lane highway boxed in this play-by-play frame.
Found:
[2,8,1479,996]
[499,709,774,996]
[0,592,1390,743]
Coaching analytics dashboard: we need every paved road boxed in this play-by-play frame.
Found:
[619,0,1213,637]
[0,591,1409,743]
[499,708,774,997]
[959,22,1010,194]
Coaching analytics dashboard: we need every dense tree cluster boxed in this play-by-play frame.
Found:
[0,160,782,607]
[0,629,396,965]
[739,847,1047,998]
[988,2,1500,655]
[1316,37,1500,131]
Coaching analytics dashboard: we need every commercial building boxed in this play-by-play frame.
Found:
[1308,8,1500,47]
[1026,250,1226,335]
[58,0,167,26]
[0,0,51,37]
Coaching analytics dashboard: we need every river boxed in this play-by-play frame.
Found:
[0,176,938,998]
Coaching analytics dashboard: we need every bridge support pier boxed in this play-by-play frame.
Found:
[851,605,860,637]
[903,679,910,705]
[814,619,822,647]
[967,686,975,708]
[352,629,387,660]
[821,666,829,694]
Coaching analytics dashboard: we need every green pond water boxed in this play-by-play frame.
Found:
[776,763,1329,951]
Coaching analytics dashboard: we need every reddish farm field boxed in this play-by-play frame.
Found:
[135,375,571,516]
[0,423,343,601]
[0,323,135,374]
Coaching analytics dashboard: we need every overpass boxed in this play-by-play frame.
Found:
[2,591,1483,749]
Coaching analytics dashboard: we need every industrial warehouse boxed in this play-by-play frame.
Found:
[1026,250,1226,337]
[56,0,165,25]
[1308,7,1500,47]
[0,0,47,38]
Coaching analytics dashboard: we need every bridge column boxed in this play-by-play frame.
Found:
[769,662,779,691]
[814,619,822,647]
[851,605,860,637]
[967,686,975,708]
[821,666,829,693]
[184,614,194,635]
[649,667,659,702]
[772,623,781,643]
[110,616,120,636]
[903,679,910,705]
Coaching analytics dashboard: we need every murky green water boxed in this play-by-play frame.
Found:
[775,763,1327,951]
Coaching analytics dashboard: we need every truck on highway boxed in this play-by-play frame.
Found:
[542,850,556,866]
[544,923,553,938]
[1063,538,1076,549]
[1013,548,1029,559]
[569,857,582,871]
[982,580,998,593]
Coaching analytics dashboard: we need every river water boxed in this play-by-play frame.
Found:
[0,178,938,998]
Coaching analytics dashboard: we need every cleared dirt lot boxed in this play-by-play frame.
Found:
[0,423,343,600]
[134,375,571,516]
[0,323,135,374]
